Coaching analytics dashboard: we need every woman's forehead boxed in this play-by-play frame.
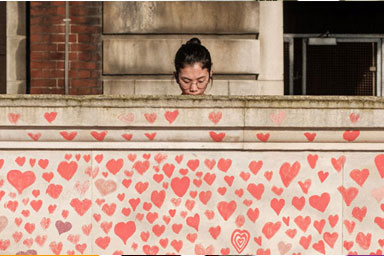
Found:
[179,63,209,76]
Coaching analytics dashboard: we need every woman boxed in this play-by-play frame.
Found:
[174,38,213,95]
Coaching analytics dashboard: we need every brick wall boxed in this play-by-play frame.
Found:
[30,1,102,95]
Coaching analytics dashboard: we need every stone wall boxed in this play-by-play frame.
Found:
[103,2,283,96]
[29,1,102,94]
[0,95,383,254]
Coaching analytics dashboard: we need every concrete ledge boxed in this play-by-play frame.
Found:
[103,2,259,34]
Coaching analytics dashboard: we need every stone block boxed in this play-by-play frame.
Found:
[103,80,135,95]
[6,2,26,36]
[7,38,26,82]
[6,81,26,94]
[103,39,259,75]
[103,2,259,34]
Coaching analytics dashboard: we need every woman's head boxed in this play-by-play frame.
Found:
[174,38,213,95]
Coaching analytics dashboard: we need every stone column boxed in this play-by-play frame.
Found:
[258,1,284,95]
[6,1,26,94]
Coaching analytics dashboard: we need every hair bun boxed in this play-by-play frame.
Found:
[186,37,201,45]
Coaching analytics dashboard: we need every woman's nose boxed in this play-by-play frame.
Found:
[190,82,198,91]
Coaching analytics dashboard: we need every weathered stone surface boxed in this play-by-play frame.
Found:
[103,2,259,34]
[103,39,259,75]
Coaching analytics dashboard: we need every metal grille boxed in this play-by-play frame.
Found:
[306,42,375,96]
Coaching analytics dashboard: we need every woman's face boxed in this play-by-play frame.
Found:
[177,63,212,95]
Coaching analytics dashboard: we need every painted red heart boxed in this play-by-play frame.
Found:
[224,175,234,186]
[44,112,57,123]
[144,113,157,123]
[247,183,264,200]
[309,192,330,212]
[304,132,316,142]
[328,214,338,228]
[70,198,91,216]
[356,232,371,250]
[209,111,222,124]
[91,131,107,141]
[49,241,63,255]
[331,155,346,172]
[350,113,360,123]
[60,131,77,141]
[249,160,263,175]
[343,130,360,142]
[246,208,259,223]
[338,186,358,206]
[217,201,237,221]
[270,198,285,215]
[323,232,338,248]
[46,184,63,199]
[164,110,179,124]
[187,159,199,171]
[8,113,20,124]
[352,206,367,222]
[256,133,270,142]
[114,221,136,244]
[186,213,200,231]
[317,171,329,183]
[218,158,232,172]
[28,132,41,141]
[106,158,123,175]
[57,161,78,181]
[350,169,369,187]
[375,154,384,178]
[262,221,281,239]
[374,217,384,229]
[171,177,190,197]
[209,131,225,142]
[133,160,150,175]
[279,161,300,188]
[162,163,175,178]
[95,236,110,249]
[292,196,305,211]
[231,229,250,253]
[7,170,36,194]
[298,179,311,194]
[307,154,318,169]
[294,215,311,232]
[312,240,325,254]
[151,190,165,208]
[299,235,312,249]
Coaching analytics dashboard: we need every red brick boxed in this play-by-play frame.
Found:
[70,25,100,34]
[70,43,97,52]
[30,69,43,78]
[78,70,91,79]
[30,25,65,34]
[91,71,100,79]
[49,52,65,60]
[70,62,96,70]
[70,17,100,25]
[31,87,65,94]
[30,44,57,51]
[30,79,56,88]
[78,52,92,61]
[71,79,97,87]
[56,61,65,69]
[78,34,91,43]
[70,7,100,16]
[50,34,76,43]
[30,61,56,69]
[30,52,43,61]
[51,2,65,6]
[43,70,64,79]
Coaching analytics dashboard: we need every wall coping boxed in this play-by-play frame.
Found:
[1,95,384,109]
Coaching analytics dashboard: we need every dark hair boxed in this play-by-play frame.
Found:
[174,38,213,76]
